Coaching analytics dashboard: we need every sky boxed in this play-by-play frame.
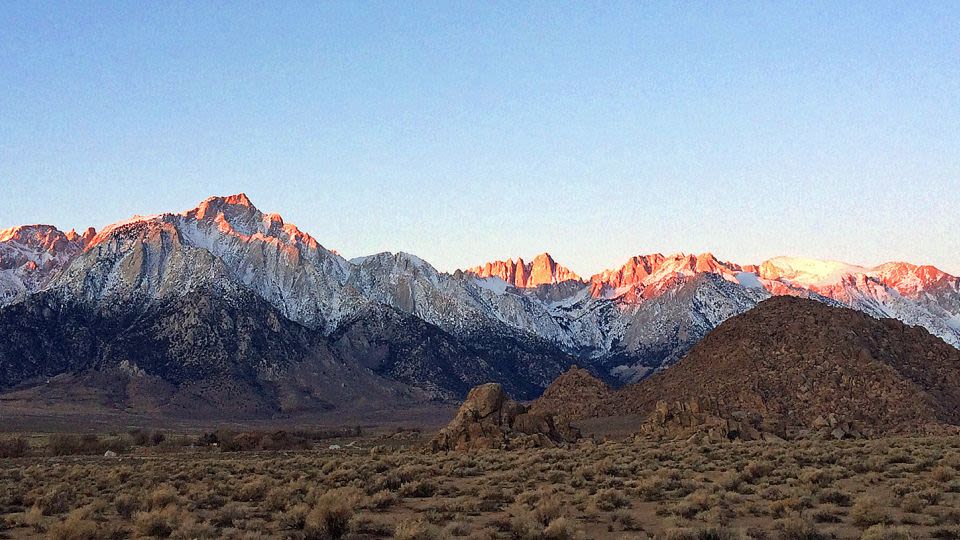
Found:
[1,2,958,276]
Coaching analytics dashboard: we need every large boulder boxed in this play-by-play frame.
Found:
[430,383,580,452]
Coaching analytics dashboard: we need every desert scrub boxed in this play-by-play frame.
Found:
[592,488,630,511]
[45,509,101,540]
[932,466,957,483]
[133,505,183,538]
[303,488,362,539]
[0,436,29,458]
[394,516,441,540]
[113,493,140,519]
[851,495,892,527]
[399,479,438,498]
[775,517,830,540]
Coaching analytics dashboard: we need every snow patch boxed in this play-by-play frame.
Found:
[949,314,960,332]
[474,276,511,295]
[762,256,866,286]
[734,272,764,289]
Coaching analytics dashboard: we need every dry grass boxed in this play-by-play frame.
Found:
[1,433,959,538]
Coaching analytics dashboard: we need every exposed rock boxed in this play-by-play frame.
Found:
[430,383,580,451]
[636,398,776,443]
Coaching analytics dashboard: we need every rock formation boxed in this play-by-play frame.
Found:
[466,253,582,288]
[430,383,580,451]
[636,398,785,443]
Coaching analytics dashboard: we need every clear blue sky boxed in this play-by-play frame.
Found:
[2,2,958,275]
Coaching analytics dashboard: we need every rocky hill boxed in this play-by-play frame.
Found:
[533,296,960,437]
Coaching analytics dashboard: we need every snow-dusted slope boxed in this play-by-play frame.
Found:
[54,194,354,331]
[0,225,95,305]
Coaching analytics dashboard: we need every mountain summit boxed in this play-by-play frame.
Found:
[466,253,582,288]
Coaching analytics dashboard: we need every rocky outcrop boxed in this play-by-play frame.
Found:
[636,399,785,443]
[638,401,864,443]
[430,383,579,452]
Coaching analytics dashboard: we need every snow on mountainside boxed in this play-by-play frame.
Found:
[55,194,354,331]
[1,193,958,396]
[466,250,960,373]
[0,225,95,304]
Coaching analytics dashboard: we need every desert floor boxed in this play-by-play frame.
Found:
[2,429,960,539]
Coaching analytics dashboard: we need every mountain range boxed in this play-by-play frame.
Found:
[1,193,958,416]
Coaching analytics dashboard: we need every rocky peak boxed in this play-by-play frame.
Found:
[588,252,742,299]
[186,193,265,236]
[869,262,956,295]
[529,366,612,419]
[0,224,93,304]
[465,252,581,288]
[65,227,98,247]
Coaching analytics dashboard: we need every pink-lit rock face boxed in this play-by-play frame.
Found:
[465,250,960,352]
[586,253,744,299]
[466,253,582,288]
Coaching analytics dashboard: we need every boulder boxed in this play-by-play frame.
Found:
[430,383,580,452]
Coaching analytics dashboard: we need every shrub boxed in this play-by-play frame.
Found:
[933,466,957,483]
[394,516,441,540]
[509,513,541,540]
[399,480,437,498]
[533,494,564,526]
[304,488,360,539]
[37,484,76,515]
[146,485,179,511]
[114,493,140,519]
[592,488,630,511]
[776,517,830,540]
[851,496,892,527]
[369,489,397,509]
[279,503,309,530]
[663,528,745,540]
[543,517,576,540]
[21,505,44,532]
[46,509,101,540]
[133,505,181,538]
[817,488,852,506]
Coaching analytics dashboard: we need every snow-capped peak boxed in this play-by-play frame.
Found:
[758,256,867,286]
